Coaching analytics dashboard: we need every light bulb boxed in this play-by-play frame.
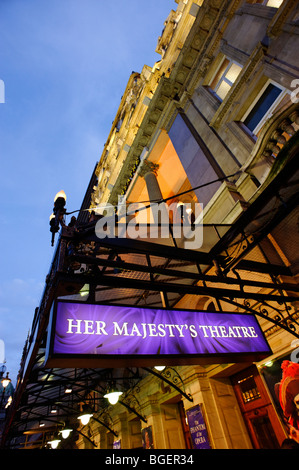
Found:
[1,373,11,388]
[48,439,61,449]
[154,366,165,371]
[78,413,93,426]
[54,190,66,202]
[64,385,72,394]
[61,428,72,439]
[104,391,123,405]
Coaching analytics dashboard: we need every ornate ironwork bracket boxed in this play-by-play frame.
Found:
[117,375,147,423]
[76,428,97,447]
[92,414,118,438]
[218,296,299,339]
[119,397,147,423]
[143,367,193,402]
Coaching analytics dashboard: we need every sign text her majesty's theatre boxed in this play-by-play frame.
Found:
[45,301,271,367]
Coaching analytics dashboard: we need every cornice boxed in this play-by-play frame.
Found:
[244,104,299,177]
[107,3,230,205]
[95,72,141,177]
[106,1,245,206]
[107,76,175,206]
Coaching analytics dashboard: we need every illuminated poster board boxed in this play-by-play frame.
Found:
[187,405,211,449]
[45,301,271,368]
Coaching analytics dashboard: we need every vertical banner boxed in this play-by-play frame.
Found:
[113,439,121,449]
[187,405,211,449]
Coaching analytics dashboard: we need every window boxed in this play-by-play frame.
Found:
[210,58,242,101]
[238,375,261,404]
[246,0,283,6]
[265,0,283,7]
[168,113,225,206]
[242,82,286,135]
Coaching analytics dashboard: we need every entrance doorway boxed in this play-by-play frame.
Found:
[231,365,285,449]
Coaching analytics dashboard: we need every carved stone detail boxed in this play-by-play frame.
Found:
[137,160,159,178]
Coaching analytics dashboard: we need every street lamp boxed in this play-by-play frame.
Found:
[50,190,67,246]
[47,434,61,449]
[60,422,73,439]
[60,428,72,439]
[64,384,73,394]
[77,404,93,426]
[1,371,12,410]
[1,372,11,389]
[104,387,123,405]
[50,405,58,414]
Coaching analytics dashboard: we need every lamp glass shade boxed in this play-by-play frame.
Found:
[5,396,12,408]
[48,439,61,449]
[54,190,66,202]
[60,428,72,439]
[78,413,93,426]
[1,374,11,388]
[104,391,123,405]
[1,378,10,388]
[154,366,165,371]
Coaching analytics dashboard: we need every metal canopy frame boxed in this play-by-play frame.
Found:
[2,136,299,449]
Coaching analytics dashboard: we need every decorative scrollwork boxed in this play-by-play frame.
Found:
[260,299,298,331]
[239,297,299,338]
[143,367,193,402]
[93,410,118,437]
[120,392,147,423]
[259,305,269,318]
[162,367,184,389]
[162,367,193,401]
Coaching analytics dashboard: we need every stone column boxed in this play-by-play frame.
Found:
[182,366,252,449]
[141,396,165,449]
[109,412,129,449]
[138,161,162,202]
[137,160,169,234]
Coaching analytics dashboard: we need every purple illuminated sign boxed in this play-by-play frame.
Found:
[45,301,271,367]
[187,405,211,449]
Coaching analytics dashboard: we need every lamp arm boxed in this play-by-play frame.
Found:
[143,367,193,402]
[76,429,97,447]
[91,416,118,437]
[118,400,147,423]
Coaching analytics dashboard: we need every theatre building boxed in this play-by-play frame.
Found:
[2,0,299,450]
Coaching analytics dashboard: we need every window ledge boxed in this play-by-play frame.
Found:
[226,121,256,153]
[196,85,221,112]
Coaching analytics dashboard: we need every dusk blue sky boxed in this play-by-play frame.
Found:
[0,0,174,384]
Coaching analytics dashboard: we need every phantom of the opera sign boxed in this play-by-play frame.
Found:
[45,301,271,367]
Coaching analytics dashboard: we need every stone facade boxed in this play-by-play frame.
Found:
[4,0,297,451]
[74,0,299,450]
